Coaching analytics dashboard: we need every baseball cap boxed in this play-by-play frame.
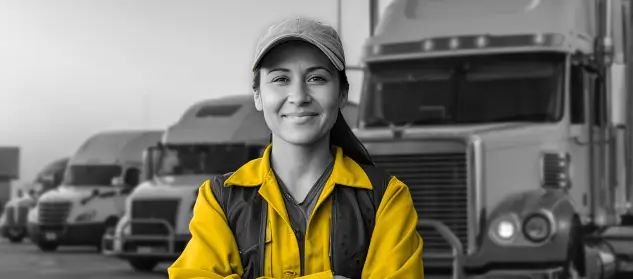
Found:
[251,17,346,72]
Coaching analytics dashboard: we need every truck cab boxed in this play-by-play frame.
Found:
[103,95,271,272]
[357,0,633,278]
[0,157,68,243]
[27,130,163,252]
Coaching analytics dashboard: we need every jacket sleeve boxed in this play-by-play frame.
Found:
[167,179,260,279]
[361,176,425,279]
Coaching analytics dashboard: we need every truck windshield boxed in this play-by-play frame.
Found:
[155,144,257,176]
[361,53,565,127]
[63,165,122,186]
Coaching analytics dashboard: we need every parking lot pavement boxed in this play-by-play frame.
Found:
[0,238,170,279]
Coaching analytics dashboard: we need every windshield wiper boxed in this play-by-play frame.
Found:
[486,113,553,123]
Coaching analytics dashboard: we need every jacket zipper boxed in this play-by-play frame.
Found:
[294,229,305,276]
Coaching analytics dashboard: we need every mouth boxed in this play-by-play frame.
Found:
[282,112,319,121]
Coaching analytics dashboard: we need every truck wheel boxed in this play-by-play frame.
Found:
[128,258,159,272]
[7,229,25,243]
[7,235,23,243]
[37,241,59,252]
[96,220,117,251]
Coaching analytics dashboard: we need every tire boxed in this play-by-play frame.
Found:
[7,235,23,243]
[96,219,118,251]
[37,241,59,252]
[128,258,159,272]
[6,228,25,243]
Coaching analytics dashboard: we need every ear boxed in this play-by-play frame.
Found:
[254,90,263,111]
[338,89,349,109]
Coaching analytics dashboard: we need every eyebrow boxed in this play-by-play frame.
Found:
[266,66,333,75]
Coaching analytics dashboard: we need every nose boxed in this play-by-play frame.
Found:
[287,80,311,105]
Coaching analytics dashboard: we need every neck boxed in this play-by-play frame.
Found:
[270,134,334,190]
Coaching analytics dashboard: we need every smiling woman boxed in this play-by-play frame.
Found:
[168,17,424,279]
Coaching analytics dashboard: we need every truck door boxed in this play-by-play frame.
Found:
[568,60,605,221]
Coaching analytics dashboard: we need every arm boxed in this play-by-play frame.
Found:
[167,180,254,279]
[361,176,425,279]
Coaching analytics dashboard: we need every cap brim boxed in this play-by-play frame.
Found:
[251,34,345,72]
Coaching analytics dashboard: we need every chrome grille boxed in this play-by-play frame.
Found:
[373,152,469,252]
[131,200,179,235]
[5,207,15,225]
[38,201,72,225]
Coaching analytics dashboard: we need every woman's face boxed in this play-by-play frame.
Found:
[255,41,347,146]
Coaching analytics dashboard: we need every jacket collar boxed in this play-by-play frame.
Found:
[224,144,373,190]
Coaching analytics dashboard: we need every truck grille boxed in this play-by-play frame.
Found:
[373,152,469,252]
[131,200,179,236]
[38,201,72,225]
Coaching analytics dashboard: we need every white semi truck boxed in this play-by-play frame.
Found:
[0,157,69,243]
[27,130,163,252]
[103,95,272,271]
[356,0,633,278]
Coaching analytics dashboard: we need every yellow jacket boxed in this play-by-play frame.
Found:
[168,145,424,279]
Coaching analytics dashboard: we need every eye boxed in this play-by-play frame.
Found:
[307,76,327,83]
[271,76,290,84]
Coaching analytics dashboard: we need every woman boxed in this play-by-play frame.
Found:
[168,17,424,279]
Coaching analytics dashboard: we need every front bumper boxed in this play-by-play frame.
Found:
[102,218,190,262]
[27,222,105,245]
[416,220,575,279]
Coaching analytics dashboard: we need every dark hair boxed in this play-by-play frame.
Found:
[253,68,374,166]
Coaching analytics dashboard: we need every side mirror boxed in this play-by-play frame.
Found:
[142,146,161,181]
[111,177,124,187]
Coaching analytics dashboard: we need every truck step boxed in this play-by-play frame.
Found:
[601,226,633,256]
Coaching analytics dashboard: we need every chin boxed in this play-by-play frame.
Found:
[278,131,327,146]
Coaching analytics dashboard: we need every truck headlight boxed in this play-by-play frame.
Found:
[522,211,555,243]
[497,220,516,239]
[523,215,550,242]
[75,210,97,223]
[489,215,519,244]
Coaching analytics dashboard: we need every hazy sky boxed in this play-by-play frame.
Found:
[0,0,396,187]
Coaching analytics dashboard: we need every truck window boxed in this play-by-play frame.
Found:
[63,165,122,186]
[570,65,584,124]
[361,53,565,127]
[570,64,604,126]
[156,144,252,177]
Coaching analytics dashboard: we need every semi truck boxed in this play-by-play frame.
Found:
[27,130,163,252]
[355,0,633,278]
[102,95,272,271]
[0,157,69,243]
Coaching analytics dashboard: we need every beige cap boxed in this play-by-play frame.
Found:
[251,17,345,72]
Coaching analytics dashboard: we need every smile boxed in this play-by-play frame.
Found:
[282,113,318,123]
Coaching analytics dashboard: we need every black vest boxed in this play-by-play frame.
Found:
[209,164,390,279]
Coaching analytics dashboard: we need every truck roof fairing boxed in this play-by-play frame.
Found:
[365,0,600,60]
[164,95,271,145]
[70,130,164,166]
